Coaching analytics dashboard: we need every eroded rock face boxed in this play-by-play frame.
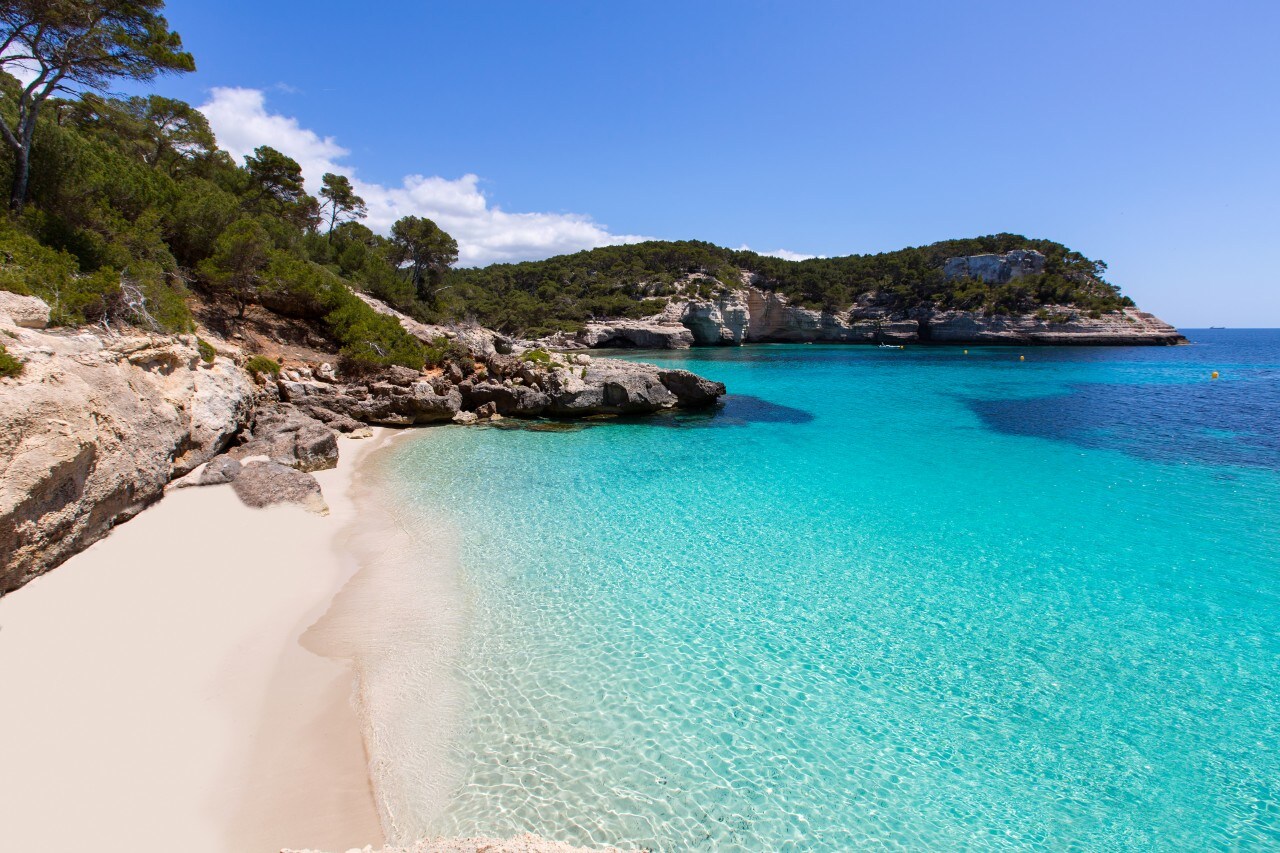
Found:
[922,306,1184,344]
[577,319,695,350]
[557,279,1183,349]
[942,249,1046,284]
[0,305,255,594]
[458,353,726,417]
[288,372,463,427]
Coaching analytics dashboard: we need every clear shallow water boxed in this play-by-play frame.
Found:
[372,331,1280,850]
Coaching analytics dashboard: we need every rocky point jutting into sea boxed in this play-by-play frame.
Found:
[0,289,723,595]
[543,250,1186,350]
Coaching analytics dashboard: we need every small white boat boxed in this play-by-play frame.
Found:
[878,343,904,349]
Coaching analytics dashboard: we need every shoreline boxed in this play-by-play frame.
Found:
[308,427,471,843]
[0,429,396,852]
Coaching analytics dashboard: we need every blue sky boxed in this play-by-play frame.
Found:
[146,0,1278,326]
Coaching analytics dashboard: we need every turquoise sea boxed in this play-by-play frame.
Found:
[368,330,1280,850]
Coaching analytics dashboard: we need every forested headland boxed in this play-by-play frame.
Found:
[0,1,1134,360]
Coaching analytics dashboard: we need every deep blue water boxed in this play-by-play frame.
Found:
[373,330,1280,850]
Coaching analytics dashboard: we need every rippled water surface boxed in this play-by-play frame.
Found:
[374,330,1280,850]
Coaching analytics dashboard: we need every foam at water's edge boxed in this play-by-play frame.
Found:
[304,430,470,843]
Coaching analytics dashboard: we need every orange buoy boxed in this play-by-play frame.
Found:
[1211,371,1219,379]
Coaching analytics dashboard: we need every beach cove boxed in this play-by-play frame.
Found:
[366,332,1280,849]
[3,332,1279,851]
[0,430,394,852]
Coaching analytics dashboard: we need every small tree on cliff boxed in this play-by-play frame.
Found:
[389,215,458,302]
[318,173,366,239]
[197,218,272,319]
[0,0,194,211]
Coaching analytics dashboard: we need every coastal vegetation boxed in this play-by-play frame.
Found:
[0,1,1137,351]
[243,354,281,380]
[0,2,439,371]
[439,238,1135,338]
[0,340,21,376]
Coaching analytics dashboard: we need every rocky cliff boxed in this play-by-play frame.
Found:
[550,251,1183,349]
[0,293,725,595]
[0,299,255,594]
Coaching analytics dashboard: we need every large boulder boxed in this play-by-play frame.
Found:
[460,381,551,416]
[657,369,727,407]
[0,323,254,594]
[0,292,51,329]
[230,461,328,514]
[232,406,339,473]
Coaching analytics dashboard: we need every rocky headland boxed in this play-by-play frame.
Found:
[0,291,724,595]
[541,250,1185,349]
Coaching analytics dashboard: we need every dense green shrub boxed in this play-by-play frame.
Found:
[244,355,281,380]
[196,337,216,363]
[0,342,22,378]
[422,335,472,369]
[521,347,553,366]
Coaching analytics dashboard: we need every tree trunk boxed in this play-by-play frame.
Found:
[8,147,29,213]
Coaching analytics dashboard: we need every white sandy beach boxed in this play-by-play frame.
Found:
[0,430,394,853]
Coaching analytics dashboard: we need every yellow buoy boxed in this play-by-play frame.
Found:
[963,349,969,355]
[1212,371,1219,379]
[1019,355,1025,361]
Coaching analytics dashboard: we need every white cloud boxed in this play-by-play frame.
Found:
[736,244,822,262]
[198,87,650,266]
[1,46,40,86]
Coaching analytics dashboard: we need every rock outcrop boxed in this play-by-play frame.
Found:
[575,318,695,349]
[942,249,1046,284]
[920,306,1183,345]
[552,276,1184,349]
[230,460,329,515]
[0,291,51,329]
[231,406,340,472]
[0,301,255,594]
[456,353,725,417]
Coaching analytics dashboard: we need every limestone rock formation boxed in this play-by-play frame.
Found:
[0,291,51,329]
[942,249,1046,284]
[0,301,255,594]
[230,460,328,514]
[577,318,695,349]
[551,279,1184,349]
[168,455,242,489]
[921,306,1183,345]
[232,406,340,472]
[456,352,726,417]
